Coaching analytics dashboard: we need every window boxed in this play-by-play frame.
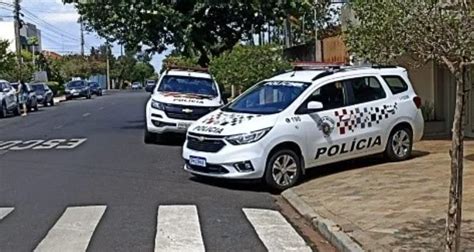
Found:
[158,76,218,97]
[347,77,386,104]
[223,81,310,114]
[306,81,346,110]
[382,76,408,94]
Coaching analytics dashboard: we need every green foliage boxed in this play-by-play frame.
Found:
[130,62,155,83]
[46,81,64,96]
[209,44,291,91]
[63,0,311,66]
[0,39,15,78]
[345,1,473,68]
[161,55,200,73]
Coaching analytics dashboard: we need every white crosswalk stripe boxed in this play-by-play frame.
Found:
[0,207,14,221]
[155,205,205,252]
[34,205,106,252]
[243,208,312,252]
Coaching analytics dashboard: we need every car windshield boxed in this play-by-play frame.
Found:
[31,84,45,91]
[89,82,98,87]
[222,81,310,114]
[157,76,218,97]
[67,81,84,88]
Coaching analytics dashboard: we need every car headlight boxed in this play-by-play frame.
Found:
[225,127,272,145]
[151,100,165,110]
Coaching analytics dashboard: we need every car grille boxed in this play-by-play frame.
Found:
[164,104,212,121]
[187,133,226,153]
[185,161,229,174]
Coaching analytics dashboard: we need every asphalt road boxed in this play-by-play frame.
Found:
[0,91,317,252]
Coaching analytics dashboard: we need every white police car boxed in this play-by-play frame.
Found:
[182,63,424,190]
[145,66,227,143]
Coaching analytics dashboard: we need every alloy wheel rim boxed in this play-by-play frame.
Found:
[272,154,298,187]
[392,130,410,158]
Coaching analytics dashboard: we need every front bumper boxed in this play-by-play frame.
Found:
[146,108,193,134]
[182,139,267,179]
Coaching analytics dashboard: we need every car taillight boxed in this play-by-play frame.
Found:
[413,96,422,109]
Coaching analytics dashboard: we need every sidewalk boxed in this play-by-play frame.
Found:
[284,140,474,251]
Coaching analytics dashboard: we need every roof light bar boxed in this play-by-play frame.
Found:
[167,65,209,73]
[292,61,346,71]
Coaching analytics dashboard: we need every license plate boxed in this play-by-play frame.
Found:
[189,156,206,167]
[177,122,191,129]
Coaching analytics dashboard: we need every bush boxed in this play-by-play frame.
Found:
[209,44,291,93]
[46,81,64,97]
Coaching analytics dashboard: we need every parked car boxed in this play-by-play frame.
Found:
[145,80,156,92]
[30,83,54,107]
[0,80,20,118]
[145,66,227,143]
[65,80,92,100]
[131,82,143,90]
[182,63,424,190]
[10,83,39,112]
[88,82,103,96]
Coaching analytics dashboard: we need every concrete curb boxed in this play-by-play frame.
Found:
[281,189,364,252]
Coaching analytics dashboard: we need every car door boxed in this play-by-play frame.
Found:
[296,79,352,167]
[341,75,391,157]
[4,83,16,109]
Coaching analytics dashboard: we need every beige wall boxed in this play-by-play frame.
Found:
[398,59,436,106]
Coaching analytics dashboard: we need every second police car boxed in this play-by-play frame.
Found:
[182,63,424,190]
[145,66,227,143]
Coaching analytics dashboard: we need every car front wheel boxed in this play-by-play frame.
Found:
[264,149,302,191]
[385,127,413,161]
[0,102,7,118]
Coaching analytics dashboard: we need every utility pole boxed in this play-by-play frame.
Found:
[80,18,85,56]
[106,43,110,90]
[13,0,22,80]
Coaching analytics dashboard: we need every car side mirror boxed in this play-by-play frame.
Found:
[2,88,10,93]
[306,101,324,112]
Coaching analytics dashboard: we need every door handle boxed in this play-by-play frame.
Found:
[386,108,395,113]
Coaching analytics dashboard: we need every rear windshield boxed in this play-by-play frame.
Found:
[382,76,409,94]
[67,81,85,88]
[31,84,45,91]
[157,75,218,97]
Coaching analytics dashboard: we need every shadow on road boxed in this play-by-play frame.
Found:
[303,150,430,183]
[189,176,269,193]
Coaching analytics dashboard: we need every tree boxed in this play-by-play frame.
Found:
[0,40,15,77]
[209,44,291,92]
[345,1,473,250]
[63,0,305,66]
[130,62,155,83]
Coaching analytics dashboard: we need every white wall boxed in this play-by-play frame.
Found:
[0,21,16,53]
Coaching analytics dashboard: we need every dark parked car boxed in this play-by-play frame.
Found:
[11,83,39,112]
[131,82,142,90]
[88,82,103,96]
[145,80,156,93]
[30,83,54,106]
[65,80,91,100]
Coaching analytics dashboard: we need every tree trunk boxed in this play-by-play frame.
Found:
[445,66,467,251]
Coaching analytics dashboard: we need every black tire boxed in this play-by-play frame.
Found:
[264,149,302,191]
[34,101,39,111]
[144,129,157,144]
[43,100,49,107]
[50,98,55,106]
[0,102,7,118]
[385,126,413,161]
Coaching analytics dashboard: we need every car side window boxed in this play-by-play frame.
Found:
[346,77,386,105]
[382,76,409,94]
[303,81,346,111]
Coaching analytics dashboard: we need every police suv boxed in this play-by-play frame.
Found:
[182,63,424,190]
[145,66,226,143]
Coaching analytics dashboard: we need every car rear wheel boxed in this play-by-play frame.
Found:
[385,126,413,161]
[50,98,55,106]
[264,149,302,191]
[0,102,7,118]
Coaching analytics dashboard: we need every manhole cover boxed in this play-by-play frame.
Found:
[465,154,474,161]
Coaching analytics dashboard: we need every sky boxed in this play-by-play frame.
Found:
[0,0,169,71]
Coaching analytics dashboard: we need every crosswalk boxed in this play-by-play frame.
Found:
[0,205,312,252]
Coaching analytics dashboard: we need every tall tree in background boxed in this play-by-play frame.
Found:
[345,1,473,250]
[62,0,317,66]
[0,40,15,75]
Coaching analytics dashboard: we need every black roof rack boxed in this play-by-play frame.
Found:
[292,61,345,71]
